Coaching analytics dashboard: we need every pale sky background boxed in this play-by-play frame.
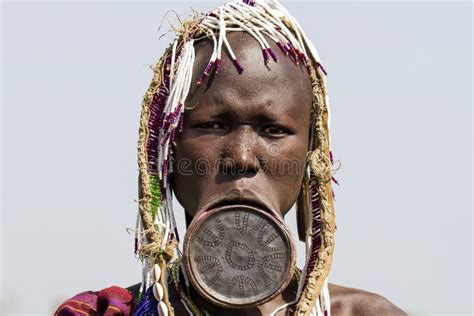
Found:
[1,1,472,315]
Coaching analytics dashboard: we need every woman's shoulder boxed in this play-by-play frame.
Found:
[55,282,407,316]
[328,283,407,316]
[54,286,133,316]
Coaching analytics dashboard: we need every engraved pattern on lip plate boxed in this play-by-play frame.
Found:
[187,205,294,307]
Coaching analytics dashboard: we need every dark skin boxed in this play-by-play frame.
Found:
[171,33,312,219]
[130,32,406,315]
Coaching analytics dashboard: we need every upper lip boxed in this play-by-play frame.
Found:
[203,189,274,214]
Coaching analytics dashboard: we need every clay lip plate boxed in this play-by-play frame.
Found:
[182,204,296,309]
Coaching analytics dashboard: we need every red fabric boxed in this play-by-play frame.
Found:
[55,286,133,316]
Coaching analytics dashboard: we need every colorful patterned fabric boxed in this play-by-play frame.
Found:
[54,286,133,316]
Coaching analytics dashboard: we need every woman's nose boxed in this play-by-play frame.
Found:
[219,126,261,176]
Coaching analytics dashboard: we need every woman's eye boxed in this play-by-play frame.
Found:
[261,126,288,136]
[197,122,223,129]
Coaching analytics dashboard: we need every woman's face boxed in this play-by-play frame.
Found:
[172,32,313,218]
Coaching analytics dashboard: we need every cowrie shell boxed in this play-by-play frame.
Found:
[153,264,162,281]
[158,301,168,316]
[153,282,164,301]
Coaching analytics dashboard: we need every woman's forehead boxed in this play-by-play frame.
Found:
[185,84,311,127]
[186,32,313,119]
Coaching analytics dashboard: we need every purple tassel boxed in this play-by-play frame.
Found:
[287,43,299,65]
[232,59,244,74]
[276,42,287,55]
[299,50,308,63]
[317,62,328,76]
[162,160,168,179]
[262,48,270,65]
[215,58,222,74]
[268,48,278,62]
[303,173,322,286]
[161,131,171,146]
[178,112,184,132]
[170,128,177,144]
[146,56,172,173]
[197,61,215,85]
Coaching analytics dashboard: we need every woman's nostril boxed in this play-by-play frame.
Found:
[217,151,260,176]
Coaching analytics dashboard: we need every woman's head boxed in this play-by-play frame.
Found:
[172,31,313,218]
[136,1,335,314]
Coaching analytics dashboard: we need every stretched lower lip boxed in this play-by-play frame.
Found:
[207,200,273,215]
[200,189,275,215]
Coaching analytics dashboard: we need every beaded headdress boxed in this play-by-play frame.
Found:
[134,0,336,315]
